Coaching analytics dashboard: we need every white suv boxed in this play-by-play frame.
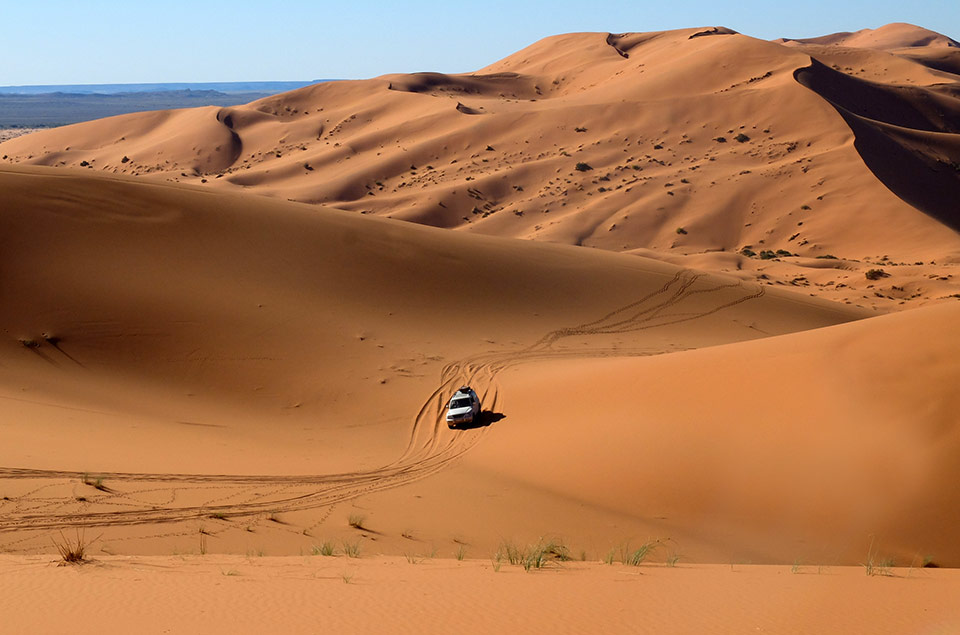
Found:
[446,386,481,429]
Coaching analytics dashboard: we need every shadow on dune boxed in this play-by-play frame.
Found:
[794,59,960,232]
[458,411,506,431]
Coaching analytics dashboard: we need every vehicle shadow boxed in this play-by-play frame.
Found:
[459,411,506,430]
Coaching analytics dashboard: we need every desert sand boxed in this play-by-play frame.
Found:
[3,25,959,310]
[0,21,958,633]
[2,555,959,634]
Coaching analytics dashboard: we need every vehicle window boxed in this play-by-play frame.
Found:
[450,398,471,409]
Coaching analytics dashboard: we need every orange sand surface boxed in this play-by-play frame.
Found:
[2,555,959,634]
[0,21,958,633]
[3,25,958,310]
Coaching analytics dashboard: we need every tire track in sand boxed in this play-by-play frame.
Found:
[0,270,763,534]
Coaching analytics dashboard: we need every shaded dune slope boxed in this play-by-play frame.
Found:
[795,58,960,231]
[0,165,862,472]
[0,165,866,555]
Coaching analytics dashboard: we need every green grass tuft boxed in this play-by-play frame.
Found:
[312,541,336,556]
[342,540,361,558]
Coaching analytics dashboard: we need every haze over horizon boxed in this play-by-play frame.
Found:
[4,0,958,85]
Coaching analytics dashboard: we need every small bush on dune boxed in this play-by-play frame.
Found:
[495,539,571,571]
[621,540,660,566]
[312,541,336,556]
[54,531,94,565]
[575,162,593,172]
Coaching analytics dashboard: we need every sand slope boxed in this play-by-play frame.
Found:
[0,24,958,577]
[2,26,958,310]
[3,556,959,635]
[468,300,960,566]
[0,165,864,558]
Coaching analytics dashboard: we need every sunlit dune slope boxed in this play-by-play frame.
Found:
[448,300,960,565]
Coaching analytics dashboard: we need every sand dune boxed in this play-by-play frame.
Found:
[471,300,960,565]
[3,555,959,635]
[0,26,958,629]
[778,22,960,51]
[0,164,864,558]
[3,25,958,311]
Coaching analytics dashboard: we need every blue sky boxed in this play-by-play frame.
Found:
[4,0,958,85]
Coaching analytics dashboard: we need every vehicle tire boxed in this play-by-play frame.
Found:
[447,422,456,430]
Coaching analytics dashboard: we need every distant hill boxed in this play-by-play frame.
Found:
[0,81,330,127]
[0,81,322,95]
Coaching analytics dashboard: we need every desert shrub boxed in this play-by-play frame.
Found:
[714,136,727,143]
[312,542,336,556]
[740,248,756,257]
[575,162,592,172]
[758,250,777,260]
[55,531,90,565]
[735,133,750,143]
[865,269,889,280]
[676,227,687,234]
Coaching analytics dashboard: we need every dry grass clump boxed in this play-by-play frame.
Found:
[495,539,571,571]
[54,531,95,565]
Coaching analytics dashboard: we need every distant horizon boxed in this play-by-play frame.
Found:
[0,81,330,96]
[3,0,957,85]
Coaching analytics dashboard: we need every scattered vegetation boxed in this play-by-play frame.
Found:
[865,269,889,280]
[456,545,467,561]
[735,133,750,143]
[620,540,660,566]
[494,539,571,571]
[342,540,361,558]
[816,254,838,259]
[82,474,110,492]
[312,541,336,556]
[740,247,756,257]
[675,227,687,235]
[714,136,727,143]
[54,531,91,565]
[348,513,368,530]
[863,537,895,576]
[575,162,593,172]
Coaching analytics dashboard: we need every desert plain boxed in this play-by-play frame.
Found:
[1,22,959,633]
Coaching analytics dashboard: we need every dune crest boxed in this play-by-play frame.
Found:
[778,22,960,51]
[2,26,958,310]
